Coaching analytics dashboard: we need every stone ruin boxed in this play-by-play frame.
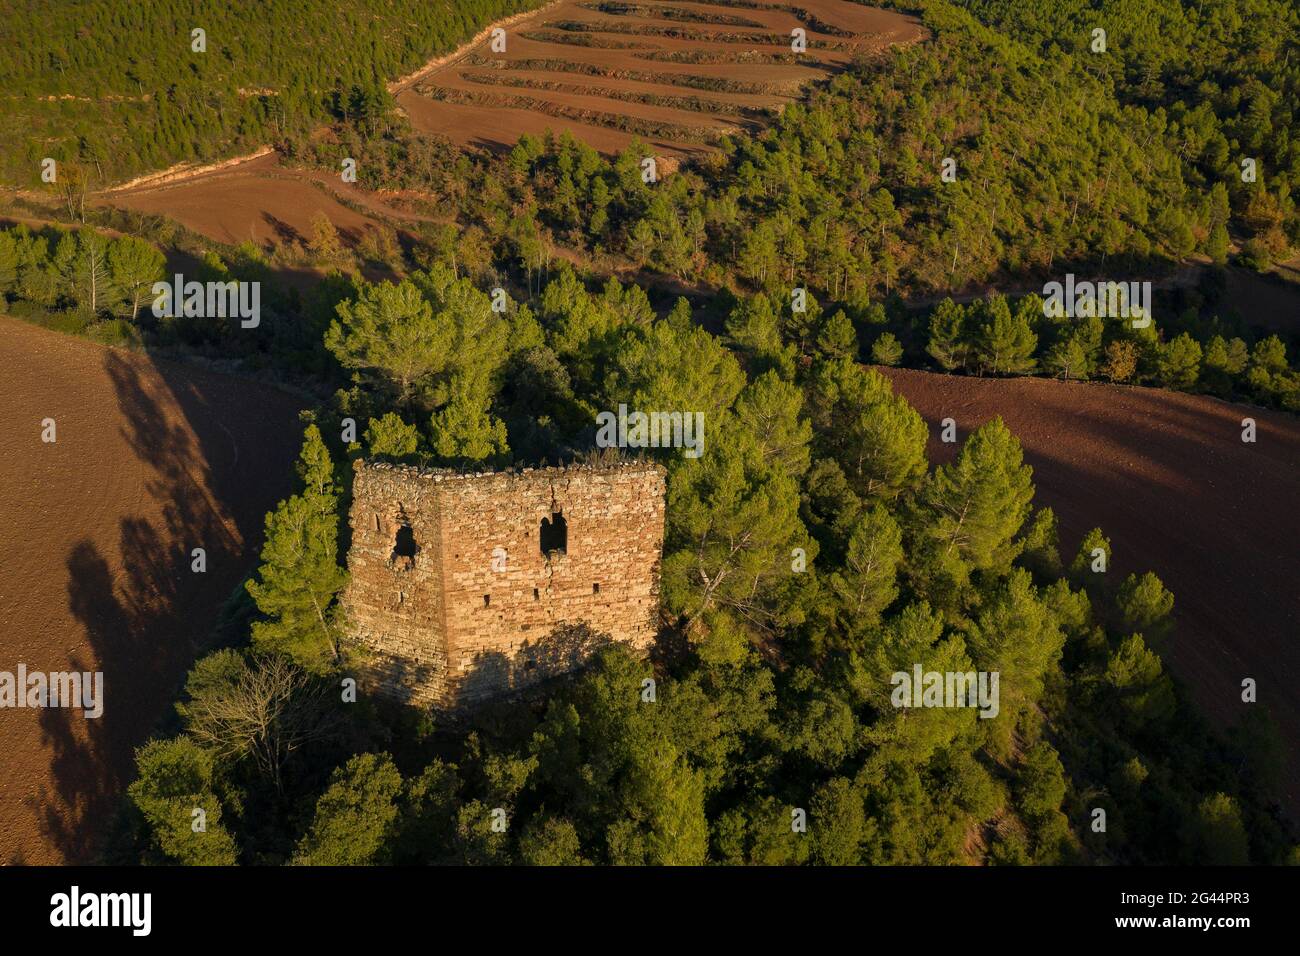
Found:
[340,458,666,709]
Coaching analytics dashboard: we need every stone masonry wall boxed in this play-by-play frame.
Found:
[341,459,666,709]
[342,463,449,706]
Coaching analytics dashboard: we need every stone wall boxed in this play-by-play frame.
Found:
[341,459,665,708]
[342,462,450,705]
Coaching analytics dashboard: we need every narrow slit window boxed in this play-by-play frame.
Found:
[593,582,600,594]
[483,594,491,608]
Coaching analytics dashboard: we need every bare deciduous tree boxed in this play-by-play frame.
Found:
[180,651,344,795]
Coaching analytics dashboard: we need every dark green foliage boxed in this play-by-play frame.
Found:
[950,0,1300,267]
[127,737,240,866]
[291,753,404,865]
[0,0,545,185]
[245,425,349,671]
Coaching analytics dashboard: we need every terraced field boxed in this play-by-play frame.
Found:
[399,0,927,157]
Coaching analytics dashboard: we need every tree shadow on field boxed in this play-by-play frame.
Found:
[37,348,300,861]
[262,212,301,244]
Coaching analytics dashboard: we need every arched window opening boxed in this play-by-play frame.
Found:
[540,511,567,557]
[390,509,418,569]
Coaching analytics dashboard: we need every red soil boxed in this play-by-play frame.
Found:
[0,318,304,863]
[880,368,1300,818]
[100,153,398,249]
[403,0,926,155]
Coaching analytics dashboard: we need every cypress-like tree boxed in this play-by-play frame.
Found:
[246,425,349,672]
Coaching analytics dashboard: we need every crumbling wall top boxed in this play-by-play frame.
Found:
[351,457,666,483]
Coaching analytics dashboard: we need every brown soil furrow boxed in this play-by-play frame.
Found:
[521,28,656,48]
[454,69,783,116]
[576,2,768,27]
[459,55,809,94]
[398,89,708,159]
[418,85,744,143]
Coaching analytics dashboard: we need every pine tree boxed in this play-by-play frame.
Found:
[364,412,420,460]
[1183,794,1250,865]
[1116,572,1174,639]
[108,235,165,320]
[812,358,928,499]
[828,503,903,626]
[967,569,1064,718]
[972,294,1037,375]
[809,777,866,865]
[1158,333,1202,390]
[1018,506,1062,578]
[733,371,812,478]
[326,279,450,408]
[871,331,904,366]
[926,298,968,371]
[292,753,403,865]
[72,229,115,313]
[1252,335,1288,374]
[1043,335,1088,380]
[814,309,858,361]
[428,374,510,463]
[914,417,1035,582]
[0,230,19,293]
[1104,634,1176,729]
[1070,527,1111,579]
[128,737,239,866]
[660,402,810,659]
[724,293,795,379]
[245,425,349,671]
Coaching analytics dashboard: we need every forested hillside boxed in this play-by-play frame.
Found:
[3,0,1296,867]
[106,265,1296,866]
[949,0,1300,269]
[0,0,542,185]
[271,0,1298,408]
[284,0,1299,299]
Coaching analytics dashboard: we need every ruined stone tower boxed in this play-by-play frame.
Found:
[341,459,666,709]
